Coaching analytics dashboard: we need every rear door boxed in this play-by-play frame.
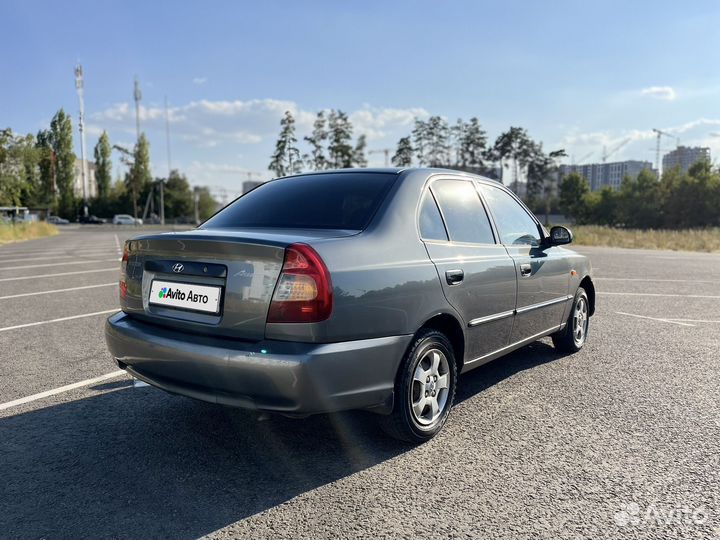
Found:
[420,178,517,363]
[477,182,570,343]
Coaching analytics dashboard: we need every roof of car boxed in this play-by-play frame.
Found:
[275,167,502,181]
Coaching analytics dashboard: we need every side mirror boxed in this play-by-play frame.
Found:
[548,225,573,246]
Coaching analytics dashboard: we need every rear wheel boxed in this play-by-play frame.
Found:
[379,329,457,442]
[552,287,589,353]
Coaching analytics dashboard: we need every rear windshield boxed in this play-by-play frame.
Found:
[202,172,397,230]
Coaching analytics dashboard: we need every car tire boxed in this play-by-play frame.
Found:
[379,328,458,443]
[552,286,590,353]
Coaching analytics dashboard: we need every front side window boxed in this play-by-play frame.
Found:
[418,191,448,241]
[430,180,495,244]
[478,184,541,246]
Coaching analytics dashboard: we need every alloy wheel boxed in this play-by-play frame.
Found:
[409,348,450,427]
[573,296,588,346]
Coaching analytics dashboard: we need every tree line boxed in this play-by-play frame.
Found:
[0,109,217,221]
[270,109,719,229]
[269,110,369,176]
[268,111,566,215]
[560,162,720,229]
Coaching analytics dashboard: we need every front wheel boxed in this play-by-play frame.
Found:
[552,286,590,353]
[379,329,458,443]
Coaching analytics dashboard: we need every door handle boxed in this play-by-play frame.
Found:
[520,263,532,277]
[445,269,464,285]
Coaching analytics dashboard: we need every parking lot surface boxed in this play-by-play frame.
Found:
[1,228,719,539]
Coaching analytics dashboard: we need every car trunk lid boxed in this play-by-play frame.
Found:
[120,228,355,340]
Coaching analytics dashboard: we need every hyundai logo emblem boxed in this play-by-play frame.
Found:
[172,263,184,273]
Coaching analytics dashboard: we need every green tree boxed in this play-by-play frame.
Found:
[303,111,328,171]
[488,127,534,195]
[661,161,720,228]
[392,136,413,167]
[163,169,193,219]
[421,116,450,167]
[269,110,302,177]
[411,118,429,166]
[527,145,566,223]
[559,172,590,222]
[49,109,76,218]
[93,131,112,200]
[0,129,41,207]
[456,117,487,170]
[127,133,152,219]
[196,186,219,221]
[327,110,354,168]
[617,168,661,228]
[0,129,25,206]
[35,129,55,206]
[352,134,367,167]
[584,186,619,226]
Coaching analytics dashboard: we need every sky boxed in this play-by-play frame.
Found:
[3,0,720,196]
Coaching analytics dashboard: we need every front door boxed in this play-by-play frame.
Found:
[477,183,571,343]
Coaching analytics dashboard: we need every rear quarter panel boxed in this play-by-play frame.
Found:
[265,170,457,343]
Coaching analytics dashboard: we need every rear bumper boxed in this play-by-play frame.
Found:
[105,312,411,414]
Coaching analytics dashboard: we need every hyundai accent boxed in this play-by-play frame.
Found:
[105,168,594,442]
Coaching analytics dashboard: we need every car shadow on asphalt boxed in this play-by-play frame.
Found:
[0,340,565,540]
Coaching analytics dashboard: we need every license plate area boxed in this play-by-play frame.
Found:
[149,279,223,314]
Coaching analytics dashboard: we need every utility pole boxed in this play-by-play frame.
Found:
[161,96,171,225]
[74,64,89,217]
[193,187,200,225]
[133,77,142,141]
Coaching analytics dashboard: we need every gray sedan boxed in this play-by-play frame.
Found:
[105,168,594,441]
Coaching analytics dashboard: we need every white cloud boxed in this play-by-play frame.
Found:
[350,105,429,140]
[192,77,207,85]
[88,97,428,187]
[89,98,427,154]
[640,86,676,101]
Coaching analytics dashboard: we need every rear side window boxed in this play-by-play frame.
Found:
[431,180,495,244]
[418,191,448,241]
[203,172,397,230]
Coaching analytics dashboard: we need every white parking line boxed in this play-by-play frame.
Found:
[0,309,117,332]
[0,283,116,300]
[598,292,720,299]
[0,268,117,282]
[597,277,719,284]
[0,250,120,263]
[615,311,695,327]
[0,246,113,255]
[0,258,119,271]
[664,318,720,324]
[0,370,126,412]
[114,234,122,255]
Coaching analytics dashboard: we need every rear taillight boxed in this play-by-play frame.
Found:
[267,243,332,323]
[119,242,129,299]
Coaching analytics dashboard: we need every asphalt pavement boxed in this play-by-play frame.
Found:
[1,228,719,539]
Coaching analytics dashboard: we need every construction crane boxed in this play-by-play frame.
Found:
[602,138,632,163]
[652,128,680,174]
[574,151,595,165]
[369,148,392,167]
